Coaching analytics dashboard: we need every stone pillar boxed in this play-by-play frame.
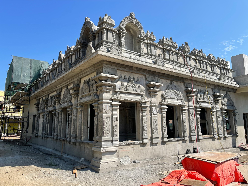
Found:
[58,109,62,139]
[92,102,99,141]
[150,104,159,143]
[141,101,149,143]
[186,89,196,141]
[147,82,162,144]
[213,93,222,138]
[112,101,121,147]
[211,106,218,138]
[195,107,203,140]
[182,106,188,140]
[77,105,83,142]
[120,31,126,48]
[221,109,227,137]
[42,113,45,138]
[216,109,223,137]
[45,112,49,137]
[35,114,40,135]
[71,105,78,143]
[66,107,72,142]
[52,110,56,138]
[160,103,168,142]
[90,73,119,172]
[71,81,80,143]
[54,110,58,139]
[102,29,106,41]
[233,111,238,136]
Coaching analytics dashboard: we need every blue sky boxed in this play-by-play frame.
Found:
[1,0,248,91]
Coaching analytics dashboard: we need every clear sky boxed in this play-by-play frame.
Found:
[1,0,248,91]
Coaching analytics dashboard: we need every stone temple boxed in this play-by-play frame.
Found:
[10,13,248,171]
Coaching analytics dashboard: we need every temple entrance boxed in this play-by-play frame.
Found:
[200,108,207,135]
[88,104,95,141]
[119,102,136,142]
[226,110,233,135]
[166,105,175,138]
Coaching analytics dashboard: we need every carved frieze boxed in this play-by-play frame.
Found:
[81,78,97,96]
[60,87,72,106]
[196,89,213,108]
[48,95,56,109]
[162,83,185,105]
[116,75,145,95]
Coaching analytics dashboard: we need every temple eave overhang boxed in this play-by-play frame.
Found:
[29,50,238,100]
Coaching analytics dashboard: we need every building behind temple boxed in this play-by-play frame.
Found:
[9,13,248,172]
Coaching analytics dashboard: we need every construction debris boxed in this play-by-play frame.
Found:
[72,165,88,178]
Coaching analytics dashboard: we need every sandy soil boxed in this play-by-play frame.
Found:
[0,139,181,186]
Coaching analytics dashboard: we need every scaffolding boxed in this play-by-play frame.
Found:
[1,56,49,139]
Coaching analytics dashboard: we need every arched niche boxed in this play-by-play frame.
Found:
[118,13,145,53]
[124,23,140,52]
[79,18,97,57]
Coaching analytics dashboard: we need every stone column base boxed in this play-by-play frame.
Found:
[90,146,119,172]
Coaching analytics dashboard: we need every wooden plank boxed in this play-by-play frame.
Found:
[179,179,208,186]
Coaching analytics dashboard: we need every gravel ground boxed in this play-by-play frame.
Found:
[1,139,248,186]
[0,139,182,186]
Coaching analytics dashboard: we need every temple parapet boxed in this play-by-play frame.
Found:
[31,12,238,95]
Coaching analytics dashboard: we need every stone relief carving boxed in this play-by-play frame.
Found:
[48,96,56,108]
[60,88,72,105]
[117,76,145,94]
[103,117,111,137]
[39,99,45,112]
[196,89,213,107]
[161,83,185,105]
[80,78,97,96]
[152,117,158,135]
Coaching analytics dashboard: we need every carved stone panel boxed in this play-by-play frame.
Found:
[61,88,72,106]
[196,89,213,108]
[162,83,185,105]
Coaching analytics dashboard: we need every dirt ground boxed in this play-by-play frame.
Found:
[1,139,248,186]
[0,139,182,186]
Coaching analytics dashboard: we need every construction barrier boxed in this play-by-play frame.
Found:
[182,158,245,186]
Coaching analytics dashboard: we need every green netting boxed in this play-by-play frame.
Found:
[5,56,49,94]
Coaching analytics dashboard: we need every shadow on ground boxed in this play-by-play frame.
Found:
[0,139,92,172]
